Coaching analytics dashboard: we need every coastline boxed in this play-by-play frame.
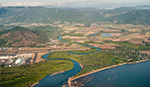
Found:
[67,59,150,86]
[31,59,150,87]
[31,82,39,87]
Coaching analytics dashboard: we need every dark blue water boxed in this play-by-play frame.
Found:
[101,33,113,37]
[73,61,150,87]
[89,33,98,36]
[34,36,101,87]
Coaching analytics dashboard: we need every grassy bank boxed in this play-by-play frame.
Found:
[0,60,73,87]
[112,41,150,51]
[69,48,97,53]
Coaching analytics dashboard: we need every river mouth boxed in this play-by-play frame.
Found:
[34,36,101,87]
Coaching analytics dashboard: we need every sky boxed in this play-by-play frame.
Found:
[0,0,150,8]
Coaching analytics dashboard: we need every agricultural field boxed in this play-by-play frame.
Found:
[62,24,150,50]
[47,23,150,77]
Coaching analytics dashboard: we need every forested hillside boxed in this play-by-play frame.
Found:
[110,10,150,25]
[0,26,61,47]
[0,6,150,25]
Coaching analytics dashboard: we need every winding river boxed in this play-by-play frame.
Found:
[34,35,150,87]
[34,36,101,87]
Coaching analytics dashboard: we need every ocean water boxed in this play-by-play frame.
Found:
[73,61,150,87]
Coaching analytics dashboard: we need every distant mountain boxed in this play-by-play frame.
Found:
[110,10,150,25]
[0,26,38,47]
[0,6,150,25]
[0,7,103,24]
[134,5,150,10]
[0,8,8,14]
[100,7,135,16]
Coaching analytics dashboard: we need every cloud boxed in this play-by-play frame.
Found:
[0,0,149,7]
[1,1,49,6]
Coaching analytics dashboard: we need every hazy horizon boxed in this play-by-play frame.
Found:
[0,0,150,8]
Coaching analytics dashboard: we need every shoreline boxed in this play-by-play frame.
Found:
[31,59,150,87]
[31,82,39,87]
[50,71,65,76]
[67,59,150,86]
[31,59,76,87]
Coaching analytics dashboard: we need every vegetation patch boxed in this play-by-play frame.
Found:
[112,41,150,50]
[0,60,73,87]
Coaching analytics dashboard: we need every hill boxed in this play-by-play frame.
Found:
[0,6,150,25]
[0,7,103,24]
[0,26,62,47]
[0,26,38,47]
[110,10,150,25]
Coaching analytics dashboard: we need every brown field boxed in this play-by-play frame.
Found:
[120,33,145,40]
[61,24,150,46]
[145,32,150,37]
[62,36,89,43]
[139,51,150,55]
[128,39,143,45]
[109,33,122,37]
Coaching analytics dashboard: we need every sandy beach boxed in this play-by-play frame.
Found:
[31,82,39,87]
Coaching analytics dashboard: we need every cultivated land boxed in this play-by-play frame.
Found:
[1,23,150,87]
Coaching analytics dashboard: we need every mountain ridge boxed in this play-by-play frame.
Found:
[0,6,150,25]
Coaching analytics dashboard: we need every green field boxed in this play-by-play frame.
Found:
[0,60,73,87]
[112,41,150,51]
[69,48,97,53]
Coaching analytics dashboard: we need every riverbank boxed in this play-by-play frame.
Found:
[31,71,65,87]
[67,59,150,87]
[31,61,83,87]
[31,82,39,87]
[50,71,65,76]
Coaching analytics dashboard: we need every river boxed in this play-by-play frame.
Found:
[34,36,101,87]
